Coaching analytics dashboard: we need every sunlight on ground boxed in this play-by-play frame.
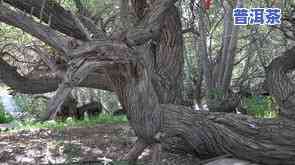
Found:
[0,85,9,96]
[0,124,136,164]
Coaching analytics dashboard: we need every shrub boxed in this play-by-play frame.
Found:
[245,96,278,118]
[0,100,14,123]
[13,95,48,118]
[13,114,128,131]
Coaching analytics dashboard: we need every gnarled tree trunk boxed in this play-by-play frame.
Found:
[266,47,295,119]
[107,47,295,165]
[1,1,295,165]
[128,0,184,105]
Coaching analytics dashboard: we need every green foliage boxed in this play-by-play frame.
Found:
[13,95,48,118]
[111,161,145,165]
[13,95,31,113]
[208,88,224,99]
[245,96,278,118]
[11,114,128,131]
[0,100,14,123]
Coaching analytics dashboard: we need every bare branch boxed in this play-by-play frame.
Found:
[39,0,47,23]
[70,11,92,41]
[0,4,69,54]
[0,57,59,94]
[120,0,130,30]
[0,56,114,94]
[182,27,200,36]
[4,0,89,40]
[40,59,111,121]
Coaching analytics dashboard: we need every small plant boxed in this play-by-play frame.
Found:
[208,88,224,99]
[12,114,128,131]
[245,96,278,118]
[0,100,14,123]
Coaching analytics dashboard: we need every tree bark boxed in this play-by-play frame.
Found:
[197,0,243,112]
[106,55,295,165]
[129,0,184,105]
[2,1,295,165]
[0,57,113,94]
[266,46,295,119]
[56,94,78,121]
[151,5,184,104]
[4,0,89,40]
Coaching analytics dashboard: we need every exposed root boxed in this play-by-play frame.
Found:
[124,139,148,165]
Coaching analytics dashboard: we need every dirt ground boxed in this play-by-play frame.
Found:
[0,124,198,165]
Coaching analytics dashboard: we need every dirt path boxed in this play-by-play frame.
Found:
[0,123,260,165]
[0,124,199,165]
[0,124,138,164]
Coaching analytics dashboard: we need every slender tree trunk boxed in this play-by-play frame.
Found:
[200,0,243,112]
[193,34,204,108]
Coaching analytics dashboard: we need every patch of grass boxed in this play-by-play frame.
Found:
[245,96,278,118]
[11,114,128,131]
[51,160,145,165]
[0,100,14,123]
[85,114,128,124]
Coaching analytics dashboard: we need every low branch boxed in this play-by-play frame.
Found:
[0,57,114,94]
[182,27,200,36]
[40,82,73,121]
[0,4,69,54]
[160,105,295,165]
[41,60,110,121]
[0,57,59,94]
[4,0,89,40]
